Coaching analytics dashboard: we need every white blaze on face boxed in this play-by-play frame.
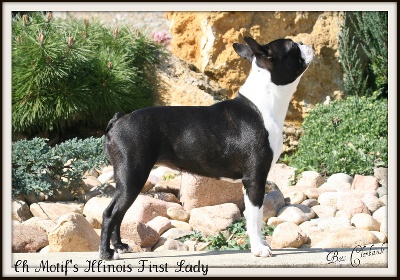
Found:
[299,44,314,65]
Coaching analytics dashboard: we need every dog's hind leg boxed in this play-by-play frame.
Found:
[99,163,152,260]
[243,176,272,257]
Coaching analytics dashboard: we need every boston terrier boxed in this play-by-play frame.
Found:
[100,36,313,260]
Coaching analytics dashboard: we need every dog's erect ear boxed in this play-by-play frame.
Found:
[243,36,273,70]
[233,43,254,63]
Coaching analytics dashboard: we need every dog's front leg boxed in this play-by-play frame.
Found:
[243,179,272,257]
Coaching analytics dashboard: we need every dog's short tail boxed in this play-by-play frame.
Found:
[106,112,125,133]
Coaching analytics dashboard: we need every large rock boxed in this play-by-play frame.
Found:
[351,213,380,231]
[189,203,241,236]
[166,11,345,123]
[180,173,244,212]
[154,53,225,107]
[120,222,160,248]
[12,199,32,222]
[30,202,84,221]
[22,217,56,234]
[266,164,296,191]
[167,207,190,222]
[12,224,49,253]
[336,192,370,217]
[277,206,310,225]
[271,222,308,249]
[146,216,172,236]
[312,228,380,248]
[48,213,100,252]
[284,191,306,205]
[83,195,183,228]
[373,167,388,188]
[295,171,326,188]
[262,189,285,222]
[351,175,379,192]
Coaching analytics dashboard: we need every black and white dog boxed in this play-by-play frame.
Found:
[100,36,313,260]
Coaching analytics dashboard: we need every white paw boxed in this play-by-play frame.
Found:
[251,244,272,257]
[117,245,133,254]
[112,251,120,260]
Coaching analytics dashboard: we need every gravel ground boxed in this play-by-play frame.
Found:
[53,11,171,33]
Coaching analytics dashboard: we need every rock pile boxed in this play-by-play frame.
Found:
[12,164,388,254]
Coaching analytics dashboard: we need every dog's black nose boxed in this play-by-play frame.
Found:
[298,41,303,45]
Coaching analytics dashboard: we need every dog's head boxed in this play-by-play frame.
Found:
[233,36,313,86]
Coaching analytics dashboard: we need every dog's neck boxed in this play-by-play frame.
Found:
[239,59,302,130]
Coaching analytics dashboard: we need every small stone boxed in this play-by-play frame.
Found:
[362,192,383,213]
[380,219,387,236]
[379,195,387,206]
[277,206,310,225]
[376,186,388,197]
[296,171,325,188]
[311,205,337,218]
[373,167,388,188]
[146,216,172,236]
[372,206,387,223]
[318,192,339,208]
[351,175,379,192]
[262,190,285,222]
[170,220,193,231]
[327,173,354,185]
[167,207,190,222]
[291,204,315,219]
[12,199,32,222]
[271,222,308,249]
[301,199,319,208]
[284,191,306,205]
[351,213,380,231]
[370,231,387,243]
[267,217,286,227]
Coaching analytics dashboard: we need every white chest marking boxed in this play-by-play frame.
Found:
[239,60,302,165]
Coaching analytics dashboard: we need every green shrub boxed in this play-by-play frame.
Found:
[177,218,274,251]
[287,96,387,176]
[339,11,388,98]
[12,12,165,136]
[12,136,108,196]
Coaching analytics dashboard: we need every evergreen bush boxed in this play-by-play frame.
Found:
[12,12,165,137]
[12,136,108,196]
[287,96,388,176]
[339,11,388,98]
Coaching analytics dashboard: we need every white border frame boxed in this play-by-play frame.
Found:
[2,2,397,277]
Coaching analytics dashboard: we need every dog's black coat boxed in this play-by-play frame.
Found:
[99,36,311,260]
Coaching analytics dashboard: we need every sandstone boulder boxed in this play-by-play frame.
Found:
[262,189,285,222]
[83,195,183,228]
[22,217,56,234]
[30,202,84,221]
[167,11,345,124]
[336,192,370,217]
[189,203,241,236]
[170,220,193,231]
[120,222,160,248]
[351,213,380,231]
[312,228,380,248]
[146,192,180,203]
[277,206,310,225]
[167,207,190,222]
[311,205,337,218]
[12,224,49,253]
[284,191,306,205]
[351,175,379,192]
[271,222,308,249]
[296,171,325,188]
[180,173,244,212]
[372,206,387,224]
[266,164,296,191]
[146,216,172,236]
[48,213,100,252]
